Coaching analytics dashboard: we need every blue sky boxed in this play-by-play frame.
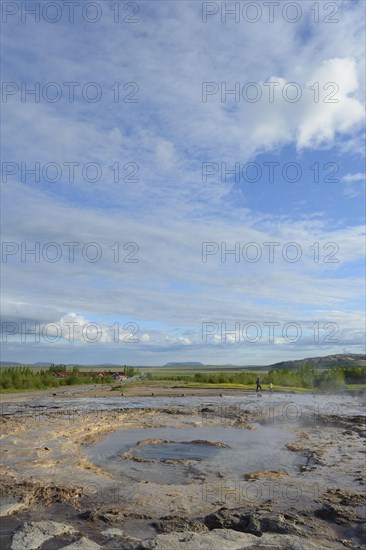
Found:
[1,0,365,365]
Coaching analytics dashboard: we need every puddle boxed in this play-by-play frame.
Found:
[85,424,304,484]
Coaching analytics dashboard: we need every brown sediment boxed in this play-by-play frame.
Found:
[286,442,309,452]
[135,438,168,446]
[189,439,230,448]
[244,469,288,480]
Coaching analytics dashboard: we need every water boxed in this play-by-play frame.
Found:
[85,424,304,484]
[1,392,364,418]
[131,440,223,462]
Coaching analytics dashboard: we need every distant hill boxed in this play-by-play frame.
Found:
[163,362,205,367]
[1,354,365,370]
[269,354,366,370]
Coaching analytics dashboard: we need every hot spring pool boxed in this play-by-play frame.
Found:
[85,424,305,484]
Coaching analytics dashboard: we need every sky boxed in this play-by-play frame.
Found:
[1,0,365,365]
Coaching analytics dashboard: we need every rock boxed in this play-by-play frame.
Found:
[60,537,101,549]
[204,507,240,530]
[11,521,76,550]
[135,529,338,549]
[78,509,126,525]
[204,508,262,535]
[323,487,366,506]
[101,527,141,547]
[260,514,293,534]
[243,514,262,536]
[315,487,366,525]
[315,503,357,524]
[78,510,98,521]
[99,512,121,524]
[204,509,311,538]
[153,515,208,534]
[0,498,24,517]
[101,528,128,538]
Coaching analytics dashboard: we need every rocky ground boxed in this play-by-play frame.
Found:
[0,389,365,549]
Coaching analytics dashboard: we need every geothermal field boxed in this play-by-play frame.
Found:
[1,387,365,549]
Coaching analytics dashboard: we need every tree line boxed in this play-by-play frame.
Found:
[0,365,139,391]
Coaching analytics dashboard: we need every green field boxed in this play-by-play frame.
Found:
[1,362,365,394]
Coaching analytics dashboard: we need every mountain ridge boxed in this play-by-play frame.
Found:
[1,354,364,369]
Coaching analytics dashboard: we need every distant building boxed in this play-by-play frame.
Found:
[112,372,126,381]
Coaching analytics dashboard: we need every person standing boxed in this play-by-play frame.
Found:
[269,382,273,394]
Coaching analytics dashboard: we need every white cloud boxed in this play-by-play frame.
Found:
[164,336,192,346]
[155,139,177,172]
[343,173,365,183]
[1,2,365,364]
[297,58,364,148]
[342,172,366,198]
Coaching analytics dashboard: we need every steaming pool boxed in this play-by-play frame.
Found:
[85,424,305,484]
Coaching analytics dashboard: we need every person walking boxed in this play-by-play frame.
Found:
[269,382,273,394]
[256,376,262,392]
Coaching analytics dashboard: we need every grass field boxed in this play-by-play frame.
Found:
[0,363,365,394]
